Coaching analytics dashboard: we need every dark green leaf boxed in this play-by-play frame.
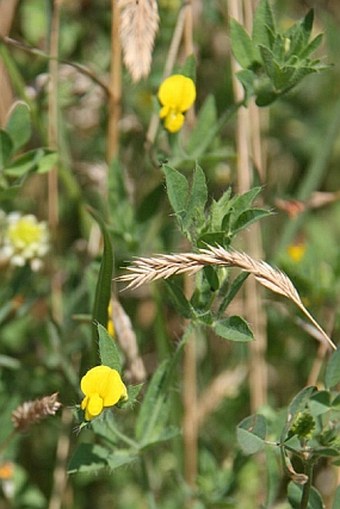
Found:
[3,149,43,177]
[217,272,249,317]
[183,164,208,230]
[230,19,256,68]
[5,101,31,151]
[237,414,267,454]
[97,323,122,372]
[230,186,263,221]
[252,0,276,49]
[0,130,13,169]
[308,390,331,417]
[213,316,254,342]
[203,266,219,292]
[165,279,193,319]
[312,447,340,458]
[232,208,272,234]
[136,183,163,222]
[68,443,109,474]
[325,349,340,389]
[162,164,189,221]
[299,34,323,60]
[197,231,229,248]
[186,95,217,156]
[88,208,114,341]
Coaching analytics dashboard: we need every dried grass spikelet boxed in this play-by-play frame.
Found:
[12,393,62,432]
[118,0,159,82]
[118,245,336,350]
[111,295,147,383]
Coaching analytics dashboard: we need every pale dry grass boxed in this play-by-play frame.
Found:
[118,0,159,82]
[118,245,336,350]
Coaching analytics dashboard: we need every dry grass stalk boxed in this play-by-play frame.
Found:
[111,296,147,383]
[118,244,336,350]
[12,393,62,432]
[118,0,159,82]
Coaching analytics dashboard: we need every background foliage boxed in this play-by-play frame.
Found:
[0,0,340,508]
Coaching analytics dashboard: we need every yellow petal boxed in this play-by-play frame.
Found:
[164,111,185,133]
[158,75,196,113]
[87,393,104,418]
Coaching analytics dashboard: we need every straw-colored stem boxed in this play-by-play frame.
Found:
[227,0,267,411]
[48,0,63,324]
[107,0,122,162]
[48,408,73,509]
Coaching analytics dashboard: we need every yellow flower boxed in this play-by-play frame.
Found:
[1,213,49,271]
[287,243,306,263]
[158,74,196,133]
[80,365,127,421]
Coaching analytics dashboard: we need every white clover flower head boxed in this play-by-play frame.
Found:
[1,213,50,271]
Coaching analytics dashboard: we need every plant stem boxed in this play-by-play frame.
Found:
[300,461,314,509]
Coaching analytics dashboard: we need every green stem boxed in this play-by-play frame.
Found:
[106,419,139,450]
[141,456,158,509]
[300,461,314,509]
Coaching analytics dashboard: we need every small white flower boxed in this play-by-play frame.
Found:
[0,213,50,271]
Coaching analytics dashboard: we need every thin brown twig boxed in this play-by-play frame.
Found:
[0,35,110,95]
[117,245,336,350]
[107,0,122,162]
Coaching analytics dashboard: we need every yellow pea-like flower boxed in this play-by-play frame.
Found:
[80,365,128,421]
[158,74,196,133]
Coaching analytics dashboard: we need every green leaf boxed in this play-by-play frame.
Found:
[236,69,256,103]
[179,53,196,81]
[165,279,193,319]
[135,360,170,445]
[252,0,276,49]
[237,414,267,454]
[281,386,316,442]
[230,186,263,220]
[332,485,340,509]
[106,449,138,471]
[217,272,249,317]
[162,164,189,222]
[135,328,188,444]
[325,349,340,389]
[122,384,143,408]
[299,33,323,60]
[232,208,272,234]
[186,95,217,156]
[308,390,331,417]
[5,101,31,151]
[97,323,122,372]
[0,130,13,169]
[68,443,109,474]
[183,164,208,230]
[213,316,254,342]
[36,150,58,173]
[3,149,43,177]
[88,208,114,341]
[288,482,324,509]
[230,19,256,69]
